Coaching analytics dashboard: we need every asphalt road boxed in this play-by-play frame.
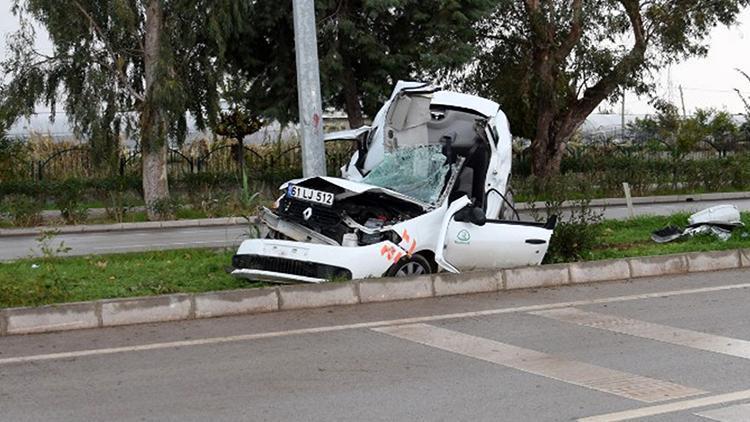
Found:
[1,198,749,261]
[2,269,750,421]
[0,225,248,261]
[562,197,750,220]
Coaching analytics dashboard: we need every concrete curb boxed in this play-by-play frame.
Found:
[0,216,255,237]
[741,249,750,268]
[1,249,748,337]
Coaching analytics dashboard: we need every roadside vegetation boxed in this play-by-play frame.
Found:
[2,121,749,228]
[0,212,747,309]
[0,248,258,309]
[2,1,748,223]
[592,213,750,260]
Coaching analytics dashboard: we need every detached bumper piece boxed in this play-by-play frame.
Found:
[232,254,353,284]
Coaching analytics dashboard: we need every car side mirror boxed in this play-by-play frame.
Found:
[454,206,486,227]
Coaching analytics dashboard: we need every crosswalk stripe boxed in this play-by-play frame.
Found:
[695,403,750,421]
[579,390,750,421]
[531,308,750,360]
[373,323,705,403]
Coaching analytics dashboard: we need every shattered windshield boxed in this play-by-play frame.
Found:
[362,145,450,204]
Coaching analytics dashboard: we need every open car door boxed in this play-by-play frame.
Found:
[436,197,556,272]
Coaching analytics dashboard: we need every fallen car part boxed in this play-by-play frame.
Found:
[688,204,743,227]
[651,205,744,244]
[651,225,684,244]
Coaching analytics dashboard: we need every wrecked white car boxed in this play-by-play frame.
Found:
[232,82,557,284]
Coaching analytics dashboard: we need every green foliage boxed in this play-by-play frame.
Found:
[214,109,264,141]
[0,193,44,226]
[525,178,604,263]
[147,197,182,220]
[629,103,745,159]
[592,213,750,261]
[0,248,256,309]
[52,179,89,224]
[1,1,252,219]
[33,229,73,303]
[469,0,749,176]
[516,152,750,201]
[1,0,249,143]
[227,0,495,125]
[103,190,138,223]
[0,136,31,182]
[546,218,604,264]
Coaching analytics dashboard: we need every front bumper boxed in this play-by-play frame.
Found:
[232,253,352,283]
[231,269,327,284]
[231,238,406,284]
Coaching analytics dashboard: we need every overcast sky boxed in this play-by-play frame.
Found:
[1,2,749,116]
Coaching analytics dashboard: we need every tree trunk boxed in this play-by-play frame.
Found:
[531,132,565,178]
[142,0,171,220]
[341,61,364,128]
[532,112,586,178]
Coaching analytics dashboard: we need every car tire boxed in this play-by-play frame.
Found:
[386,255,432,278]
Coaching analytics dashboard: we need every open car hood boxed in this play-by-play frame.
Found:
[281,176,433,210]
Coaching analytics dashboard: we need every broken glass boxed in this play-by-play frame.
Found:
[362,145,449,204]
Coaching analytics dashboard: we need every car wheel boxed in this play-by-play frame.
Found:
[386,255,432,278]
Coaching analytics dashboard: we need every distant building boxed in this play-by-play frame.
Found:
[6,110,744,147]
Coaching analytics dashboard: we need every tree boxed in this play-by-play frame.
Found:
[214,107,264,204]
[227,0,495,129]
[0,0,247,219]
[628,101,706,160]
[469,0,750,178]
[698,109,740,156]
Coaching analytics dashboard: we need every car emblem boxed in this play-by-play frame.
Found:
[455,229,471,244]
[303,207,313,221]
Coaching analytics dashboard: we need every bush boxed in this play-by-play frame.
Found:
[0,194,44,226]
[524,178,604,263]
[545,217,603,264]
[148,197,182,220]
[0,137,32,182]
[52,179,88,224]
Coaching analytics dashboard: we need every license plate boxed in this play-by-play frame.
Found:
[287,185,335,206]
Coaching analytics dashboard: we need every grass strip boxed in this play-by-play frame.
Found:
[0,248,261,309]
[592,212,750,260]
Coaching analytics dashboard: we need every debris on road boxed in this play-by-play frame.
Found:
[651,205,744,243]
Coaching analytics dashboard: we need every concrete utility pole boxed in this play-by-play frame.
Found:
[292,0,327,177]
[679,85,687,118]
[621,92,626,139]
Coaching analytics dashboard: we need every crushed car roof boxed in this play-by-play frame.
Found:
[391,81,500,117]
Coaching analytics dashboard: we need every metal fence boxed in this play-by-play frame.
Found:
[3,140,357,182]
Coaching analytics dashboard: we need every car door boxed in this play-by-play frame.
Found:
[441,217,554,272]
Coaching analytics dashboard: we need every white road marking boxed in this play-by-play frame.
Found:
[695,403,750,421]
[579,390,750,421]
[532,308,750,360]
[1,282,749,366]
[373,323,705,403]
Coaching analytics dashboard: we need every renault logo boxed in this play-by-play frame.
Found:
[303,207,313,221]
